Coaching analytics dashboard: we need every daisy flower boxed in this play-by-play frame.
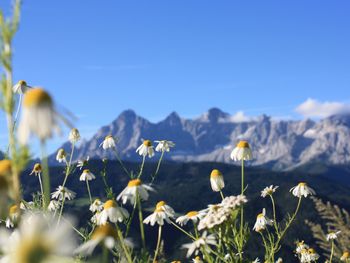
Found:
[48,200,61,212]
[176,211,204,226]
[56,148,67,163]
[12,80,30,94]
[0,160,11,193]
[17,88,62,144]
[51,185,76,201]
[252,259,260,263]
[290,182,316,198]
[182,231,217,258]
[68,128,80,144]
[143,201,175,226]
[299,248,319,262]
[29,163,42,176]
[136,139,154,158]
[77,156,89,170]
[154,140,175,152]
[98,200,129,225]
[261,185,279,198]
[0,212,76,263]
[100,135,116,150]
[341,251,350,261]
[326,231,341,241]
[295,240,309,255]
[5,205,19,228]
[253,208,273,232]
[79,169,96,181]
[210,169,225,192]
[90,198,103,213]
[117,179,154,205]
[230,140,252,161]
[192,256,204,263]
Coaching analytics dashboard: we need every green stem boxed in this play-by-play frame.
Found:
[137,155,146,179]
[219,190,225,200]
[239,159,245,260]
[115,223,133,263]
[57,196,66,225]
[153,226,162,263]
[102,246,109,263]
[151,150,164,183]
[86,180,92,204]
[170,220,195,240]
[125,201,137,237]
[113,147,130,177]
[137,194,146,249]
[40,140,50,209]
[62,142,75,188]
[37,173,44,201]
[329,240,334,263]
[270,195,279,236]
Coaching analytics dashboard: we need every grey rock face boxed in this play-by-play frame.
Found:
[51,108,350,170]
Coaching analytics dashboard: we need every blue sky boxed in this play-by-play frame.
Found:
[1,0,350,152]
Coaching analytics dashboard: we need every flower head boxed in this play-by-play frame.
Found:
[210,169,225,192]
[176,211,204,226]
[326,231,341,241]
[341,251,350,261]
[0,160,11,192]
[143,201,175,226]
[17,88,61,144]
[69,128,80,144]
[12,80,30,94]
[79,169,96,181]
[98,200,129,225]
[56,149,66,163]
[253,208,273,232]
[100,135,116,150]
[29,163,42,176]
[136,139,154,158]
[261,185,279,198]
[117,179,154,205]
[51,186,76,201]
[90,199,103,213]
[230,140,252,161]
[155,140,175,152]
[182,231,217,258]
[77,156,89,170]
[290,182,316,198]
[5,204,19,228]
[192,256,203,263]
[48,200,61,212]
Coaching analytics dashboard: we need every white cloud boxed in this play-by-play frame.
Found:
[295,98,350,118]
[229,111,251,122]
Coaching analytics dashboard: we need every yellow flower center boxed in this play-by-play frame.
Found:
[342,251,349,258]
[127,179,142,187]
[298,182,306,187]
[105,135,113,140]
[186,211,198,218]
[308,248,315,254]
[195,256,201,260]
[91,224,118,240]
[93,198,101,203]
[9,204,18,215]
[210,169,222,178]
[83,169,90,174]
[23,88,52,107]
[103,200,116,210]
[33,163,42,172]
[58,149,66,156]
[155,201,166,212]
[257,213,264,218]
[237,140,250,148]
[18,80,27,85]
[143,140,152,147]
[0,160,12,176]
[17,237,50,263]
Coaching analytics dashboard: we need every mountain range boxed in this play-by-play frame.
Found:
[51,108,350,170]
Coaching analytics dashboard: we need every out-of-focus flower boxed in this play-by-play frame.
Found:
[68,128,80,144]
[51,186,76,201]
[12,80,30,94]
[0,160,11,193]
[77,156,89,170]
[253,208,273,232]
[100,135,116,150]
[176,211,204,226]
[117,179,154,205]
[275,258,283,263]
[90,199,103,213]
[56,149,66,163]
[252,258,260,263]
[79,169,96,181]
[91,211,102,225]
[18,88,62,144]
[230,140,252,161]
[299,248,319,263]
[98,200,129,225]
[48,200,61,212]
[0,212,76,263]
[143,201,175,226]
[295,241,309,254]
[192,256,203,263]
[29,163,42,176]
[136,140,154,158]
[326,231,341,241]
[155,140,175,152]
[5,205,19,228]
[182,231,217,258]
[290,182,316,198]
[261,185,279,198]
[210,169,225,192]
[341,251,350,261]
